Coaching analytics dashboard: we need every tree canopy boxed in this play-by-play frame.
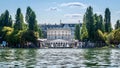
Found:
[104,8,112,33]
[75,24,81,41]
[14,8,24,30]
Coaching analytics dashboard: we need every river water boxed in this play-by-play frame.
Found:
[0,48,120,68]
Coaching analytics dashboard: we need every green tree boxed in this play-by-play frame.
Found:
[1,27,14,45]
[0,10,12,27]
[9,15,13,27]
[21,30,39,46]
[75,24,80,41]
[84,6,94,41]
[26,7,38,31]
[14,8,24,30]
[80,22,88,41]
[99,15,105,32]
[97,29,106,42]
[94,14,99,31]
[115,20,120,29]
[113,28,120,44]
[106,28,120,46]
[39,28,42,38]
[104,8,112,33]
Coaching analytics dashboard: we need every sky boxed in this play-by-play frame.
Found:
[0,0,120,28]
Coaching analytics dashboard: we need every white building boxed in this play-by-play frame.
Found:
[45,28,77,48]
[40,23,82,39]
[47,28,71,40]
[39,23,82,48]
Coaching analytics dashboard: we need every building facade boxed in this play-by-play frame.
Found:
[39,23,82,48]
[47,28,71,40]
[40,23,82,39]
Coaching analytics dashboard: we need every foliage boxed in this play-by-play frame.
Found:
[93,14,105,41]
[21,30,39,45]
[0,10,13,27]
[14,8,25,30]
[26,6,38,32]
[106,28,120,45]
[115,20,120,29]
[38,28,43,38]
[106,30,115,45]
[97,29,106,42]
[99,15,105,32]
[1,27,13,42]
[114,28,120,44]
[84,6,95,41]
[0,7,42,48]
[104,8,112,33]
[80,17,88,41]
[75,24,80,41]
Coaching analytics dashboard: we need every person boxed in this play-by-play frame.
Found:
[2,41,6,47]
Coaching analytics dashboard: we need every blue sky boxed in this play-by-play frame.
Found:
[0,0,120,28]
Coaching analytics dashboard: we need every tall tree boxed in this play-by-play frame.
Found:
[39,28,42,38]
[14,8,24,30]
[75,24,80,41]
[26,7,38,31]
[0,10,12,27]
[80,23,88,41]
[104,8,112,33]
[9,15,13,27]
[84,6,94,41]
[115,20,120,29]
[94,14,99,31]
[99,15,105,32]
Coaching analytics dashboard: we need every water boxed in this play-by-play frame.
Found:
[0,48,120,68]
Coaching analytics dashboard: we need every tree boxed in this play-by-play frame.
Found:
[21,30,39,46]
[113,28,120,44]
[9,15,13,27]
[14,8,24,30]
[1,27,14,44]
[99,15,105,32]
[93,14,105,41]
[39,28,42,38]
[104,8,112,33]
[84,6,95,41]
[0,10,13,27]
[94,14,99,31]
[26,7,38,31]
[115,20,120,29]
[80,22,88,41]
[97,29,106,42]
[75,24,80,41]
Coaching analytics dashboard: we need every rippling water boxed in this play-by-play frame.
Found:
[0,48,120,68]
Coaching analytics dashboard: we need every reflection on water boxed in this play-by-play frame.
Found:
[0,49,120,68]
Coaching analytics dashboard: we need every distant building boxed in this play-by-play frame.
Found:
[47,28,71,40]
[38,23,82,48]
[40,23,82,39]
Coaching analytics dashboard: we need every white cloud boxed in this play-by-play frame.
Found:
[60,2,87,8]
[116,11,120,14]
[46,7,60,11]
[95,11,103,15]
[64,14,82,18]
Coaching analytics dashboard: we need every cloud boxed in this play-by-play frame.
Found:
[95,12,103,15]
[64,14,82,18]
[60,2,87,8]
[46,7,60,11]
[116,11,120,14]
